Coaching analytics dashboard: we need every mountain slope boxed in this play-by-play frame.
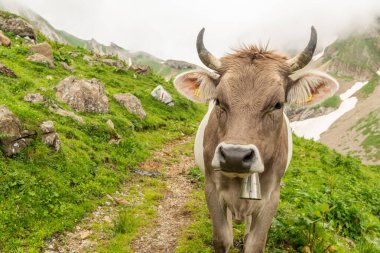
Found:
[0,10,378,253]
[0,1,200,79]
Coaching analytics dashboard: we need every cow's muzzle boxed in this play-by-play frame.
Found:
[212,143,264,175]
[212,143,264,200]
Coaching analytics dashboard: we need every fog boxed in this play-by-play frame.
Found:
[2,0,380,65]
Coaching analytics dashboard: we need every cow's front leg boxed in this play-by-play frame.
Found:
[205,181,233,253]
[244,190,280,253]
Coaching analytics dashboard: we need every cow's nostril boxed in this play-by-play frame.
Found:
[220,147,226,160]
[243,150,254,162]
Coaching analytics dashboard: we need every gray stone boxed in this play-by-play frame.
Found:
[40,121,60,152]
[130,64,150,75]
[150,85,174,106]
[0,15,36,39]
[113,93,146,119]
[55,76,109,113]
[61,62,75,73]
[0,105,35,156]
[23,93,44,103]
[29,42,53,61]
[49,107,84,124]
[26,53,55,68]
[101,58,124,69]
[0,63,16,78]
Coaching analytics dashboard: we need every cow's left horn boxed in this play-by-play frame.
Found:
[287,26,317,71]
[197,28,222,71]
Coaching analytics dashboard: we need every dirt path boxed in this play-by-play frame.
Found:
[43,136,196,253]
[131,136,196,252]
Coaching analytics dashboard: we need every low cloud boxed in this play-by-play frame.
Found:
[3,0,380,65]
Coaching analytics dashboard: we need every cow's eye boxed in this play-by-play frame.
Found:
[215,99,226,111]
[274,102,283,110]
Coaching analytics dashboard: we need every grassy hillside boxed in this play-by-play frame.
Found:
[0,30,205,252]
[0,12,379,253]
[176,136,380,253]
[323,34,380,80]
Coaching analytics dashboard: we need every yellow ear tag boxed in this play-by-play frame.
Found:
[307,95,313,102]
[194,88,200,97]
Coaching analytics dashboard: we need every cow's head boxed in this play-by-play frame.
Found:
[174,27,338,176]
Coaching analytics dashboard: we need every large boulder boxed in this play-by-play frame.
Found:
[0,31,11,47]
[29,42,53,61]
[55,76,109,113]
[26,53,55,68]
[40,121,60,152]
[0,105,34,156]
[113,93,146,119]
[0,14,36,39]
[0,63,16,78]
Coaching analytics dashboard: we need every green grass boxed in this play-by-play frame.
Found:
[316,95,341,109]
[355,109,380,161]
[0,30,205,252]
[176,136,380,253]
[0,11,379,253]
[360,74,380,97]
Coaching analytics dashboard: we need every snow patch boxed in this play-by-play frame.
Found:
[290,80,367,141]
[339,81,367,100]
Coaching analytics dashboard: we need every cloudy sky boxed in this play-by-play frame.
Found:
[3,0,380,65]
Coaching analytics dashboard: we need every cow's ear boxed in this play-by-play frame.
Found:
[174,70,219,103]
[286,70,339,106]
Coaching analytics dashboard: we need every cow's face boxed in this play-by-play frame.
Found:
[174,28,338,176]
[209,61,290,176]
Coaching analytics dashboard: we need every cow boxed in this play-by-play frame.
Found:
[174,27,338,253]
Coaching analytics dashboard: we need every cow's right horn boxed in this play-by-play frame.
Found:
[286,26,317,72]
[197,28,222,71]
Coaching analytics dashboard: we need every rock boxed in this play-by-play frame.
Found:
[286,106,335,122]
[0,14,36,39]
[113,93,146,119]
[103,216,112,223]
[55,76,109,113]
[130,64,150,75]
[0,105,35,156]
[23,93,44,103]
[134,169,162,177]
[83,55,93,63]
[40,121,60,152]
[106,119,114,129]
[164,59,198,70]
[0,31,11,47]
[40,121,55,133]
[101,58,125,68]
[22,36,35,46]
[79,230,91,240]
[150,85,174,106]
[29,42,53,61]
[0,63,17,78]
[61,62,75,73]
[49,107,84,124]
[27,53,55,68]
